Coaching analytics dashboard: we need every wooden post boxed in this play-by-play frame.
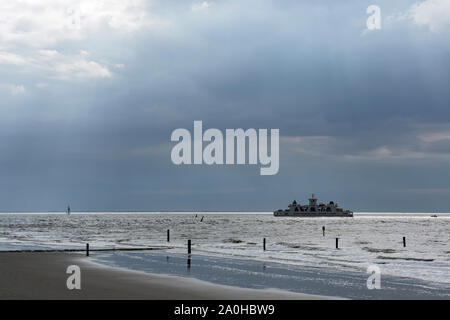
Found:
[403,236,406,247]
[167,229,170,242]
[263,238,266,251]
[188,239,191,254]
[86,243,89,256]
[335,238,339,249]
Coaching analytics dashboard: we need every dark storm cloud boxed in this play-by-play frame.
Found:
[1,0,450,211]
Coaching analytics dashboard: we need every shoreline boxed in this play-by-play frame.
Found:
[1,244,448,289]
[91,250,450,300]
[2,247,449,288]
[0,251,332,300]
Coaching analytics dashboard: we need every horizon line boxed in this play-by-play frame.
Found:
[0,211,449,215]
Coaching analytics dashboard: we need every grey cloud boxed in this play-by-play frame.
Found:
[1,0,450,211]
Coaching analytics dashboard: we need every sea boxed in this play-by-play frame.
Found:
[0,212,449,299]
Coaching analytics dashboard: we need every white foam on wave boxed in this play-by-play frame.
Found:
[0,213,448,284]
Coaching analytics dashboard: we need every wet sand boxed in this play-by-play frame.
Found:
[0,252,330,299]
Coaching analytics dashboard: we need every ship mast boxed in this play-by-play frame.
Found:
[309,193,318,206]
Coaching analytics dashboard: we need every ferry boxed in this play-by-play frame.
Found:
[274,194,353,217]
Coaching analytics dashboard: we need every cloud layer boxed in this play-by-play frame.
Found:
[409,0,450,32]
[1,0,450,212]
[0,0,157,80]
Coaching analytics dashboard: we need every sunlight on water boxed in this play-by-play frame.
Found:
[0,212,449,284]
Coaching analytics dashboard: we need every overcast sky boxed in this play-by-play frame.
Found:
[1,0,450,212]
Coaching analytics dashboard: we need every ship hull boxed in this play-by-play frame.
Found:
[273,212,353,217]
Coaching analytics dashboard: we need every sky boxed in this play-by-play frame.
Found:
[1,0,450,212]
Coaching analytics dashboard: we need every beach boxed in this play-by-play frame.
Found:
[0,251,328,300]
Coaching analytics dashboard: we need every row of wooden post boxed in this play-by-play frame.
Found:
[175,236,404,254]
[83,231,407,256]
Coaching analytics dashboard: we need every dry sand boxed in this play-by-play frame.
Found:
[0,252,332,299]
